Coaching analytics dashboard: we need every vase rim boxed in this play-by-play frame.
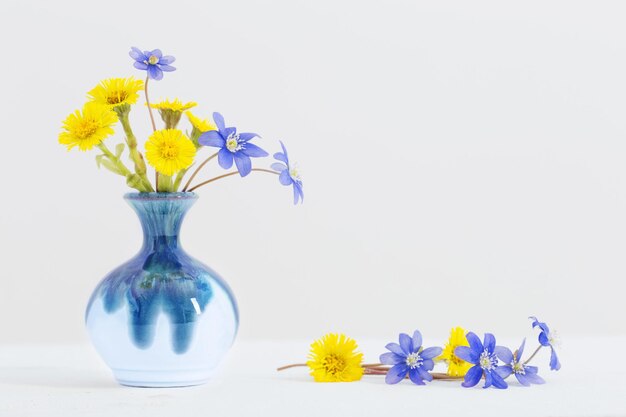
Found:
[124,192,198,201]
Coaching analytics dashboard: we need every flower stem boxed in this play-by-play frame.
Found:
[187,168,279,192]
[117,109,154,192]
[523,345,543,365]
[276,363,307,371]
[144,75,159,190]
[97,143,148,192]
[181,152,218,192]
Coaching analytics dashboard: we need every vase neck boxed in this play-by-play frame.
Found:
[125,193,197,252]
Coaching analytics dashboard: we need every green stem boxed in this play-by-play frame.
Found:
[157,174,174,192]
[182,152,218,192]
[97,143,147,192]
[187,168,279,192]
[118,109,154,192]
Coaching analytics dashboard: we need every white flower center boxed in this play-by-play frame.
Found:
[289,166,301,182]
[226,133,242,153]
[148,55,159,65]
[548,330,561,347]
[479,349,497,371]
[511,361,526,375]
[405,352,423,369]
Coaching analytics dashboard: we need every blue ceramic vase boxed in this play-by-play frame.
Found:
[85,192,238,387]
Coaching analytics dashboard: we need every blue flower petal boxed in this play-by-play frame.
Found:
[213,112,226,133]
[234,153,252,177]
[462,365,483,388]
[494,346,513,364]
[466,332,483,354]
[241,143,268,158]
[407,368,424,385]
[159,64,176,72]
[399,333,413,355]
[380,352,404,365]
[218,148,234,169]
[525,365,539,374]
[494,365,512,380]
[198,130,225,147]
[294,182,304,204]
[490,370,508,389]
[159,55,176,64]
[417,366,433,382]
[420,346,442,360]
[271,162,287,172]
[129,47,145,61]
[134,61,148,70]
[148,65,163,80]
[525,372,546,385]
[454,346,476,364]
[238,132,259,142]
[484,333,496,353]
[539,332,550,347]
[421,358,434,371]
[385,343,405,356]
[530,316,550,335]
[385,364,408,385]
[517,338,526,361]
[274,152,288,163]
[483,371,493,388]
[279,170,293,186]
[150,49,162,58]
[412,330,422,351]
[279,140,289,159]
[549,346,561,371]
[223,127,237,138]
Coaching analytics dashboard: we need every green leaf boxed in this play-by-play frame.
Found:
[100,158,122,175]
[115,143,125,158]
[95,154,104,169]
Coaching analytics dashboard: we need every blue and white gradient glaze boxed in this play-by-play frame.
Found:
[85,193,238,387]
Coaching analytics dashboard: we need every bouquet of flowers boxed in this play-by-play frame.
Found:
[59,47,303,202]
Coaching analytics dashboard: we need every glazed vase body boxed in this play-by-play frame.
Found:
[85,193,238,387]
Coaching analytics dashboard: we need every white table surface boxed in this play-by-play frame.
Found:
[0,337,624,417]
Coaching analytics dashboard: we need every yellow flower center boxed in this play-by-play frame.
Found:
[106,90,129,105]
[148,55,159,65]
[321,354,346,375]
[159,143,180,160]
[75,118,99,139]
[512,361,526,375]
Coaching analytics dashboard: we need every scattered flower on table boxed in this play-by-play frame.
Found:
[306,333,364,382]
[271,141,304,205]
[530,316,561,371]
[379,330,442,385]
[494,339,545,386]
[129,47,176,80]
[198,112,268,177]
[454,332,508,389]
[437,326,472,377]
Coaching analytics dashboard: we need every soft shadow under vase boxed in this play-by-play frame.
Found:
[85,192,238,387]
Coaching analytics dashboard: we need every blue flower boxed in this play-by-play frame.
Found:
[129,47,176,81]
[454,332,508,389]
[379,330,442,385]
[271,141,304,205]
[494,339,546,386]
[530,316,561,371]
[198,112,268,177]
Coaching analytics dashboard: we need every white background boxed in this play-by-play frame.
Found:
[1,0,625,347]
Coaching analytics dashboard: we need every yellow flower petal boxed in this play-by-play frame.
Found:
[437,326,472,377]
[186,110,217,132]
[87,77,144,108]
[149,98,197,112]
[59,102,117,151]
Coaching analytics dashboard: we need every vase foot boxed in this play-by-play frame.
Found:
[112,368,212,388]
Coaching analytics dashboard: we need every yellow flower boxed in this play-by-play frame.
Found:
[306,333,364,382]
[87,77,144,108]
[145,129,196,176]
[149,98,197,112]
[186,110,217,132]
[59,102,118,151]
[437,326,472,377]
